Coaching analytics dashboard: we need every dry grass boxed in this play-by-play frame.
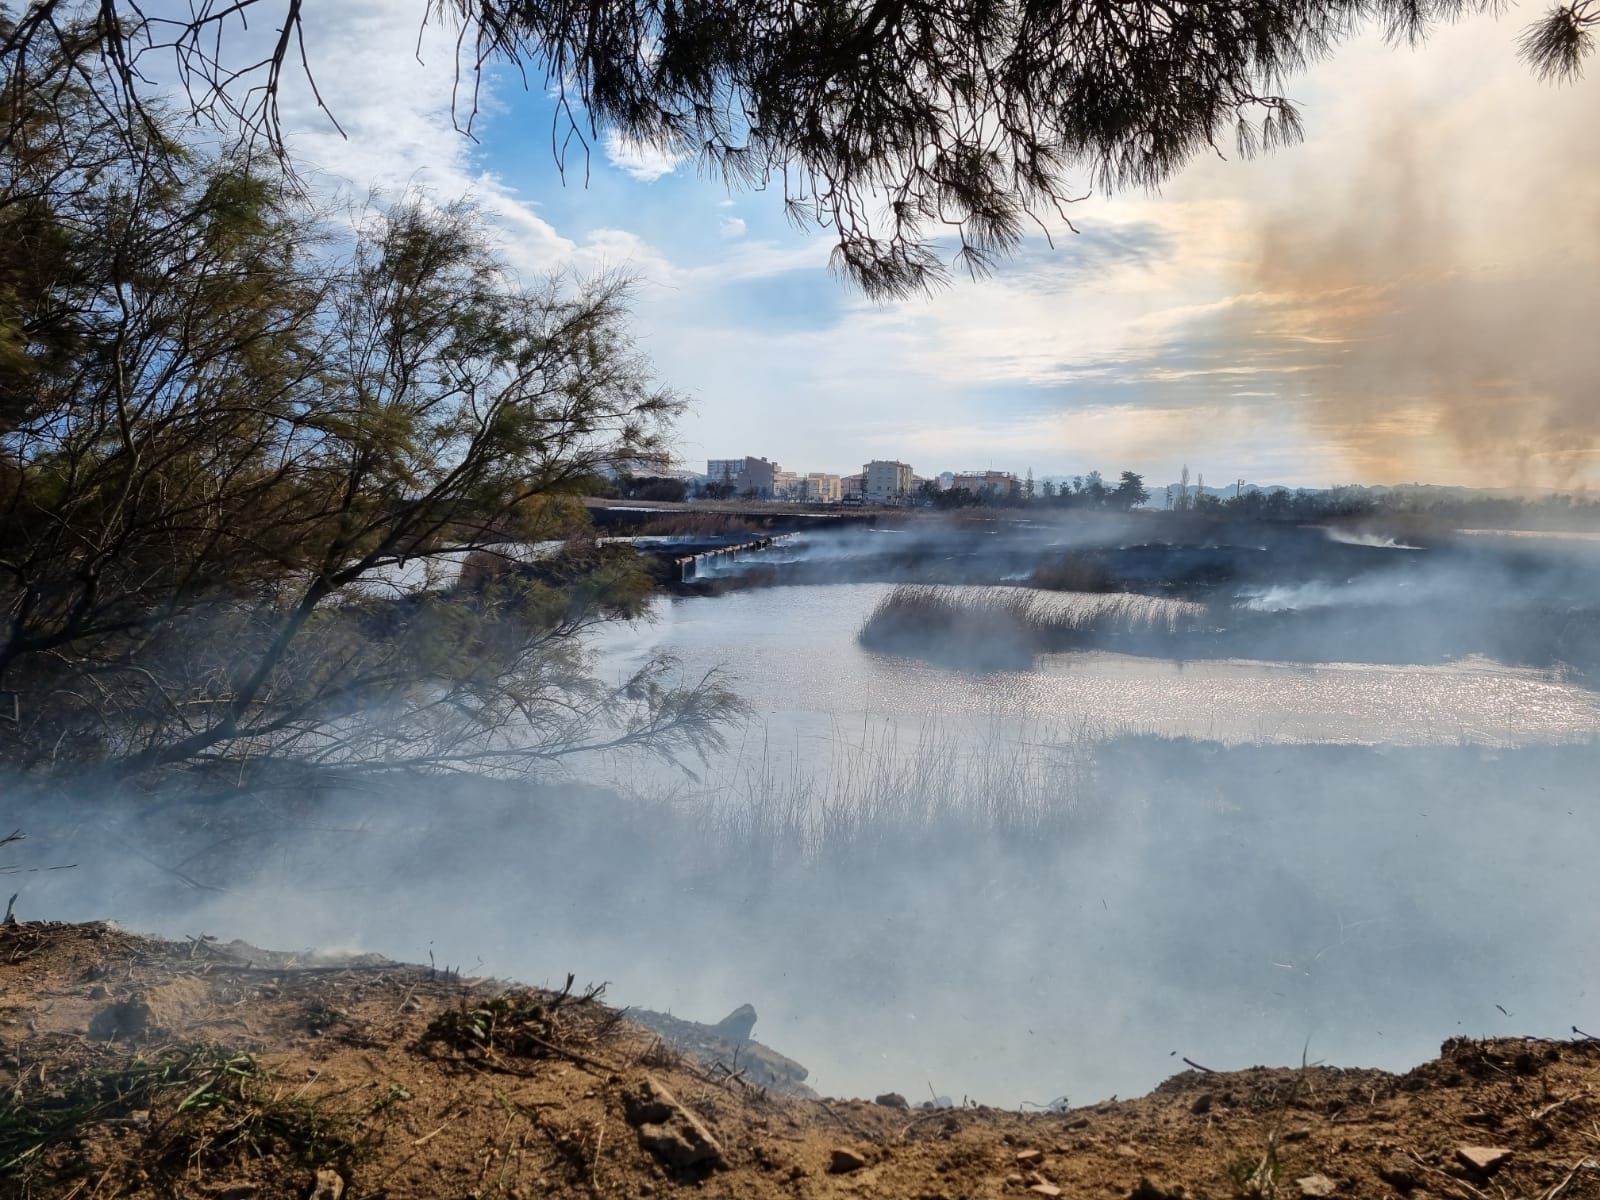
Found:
[635,513,763,537]
[658,719,1103,870]
[857,584,1205,668]
[0,1043,367,1193]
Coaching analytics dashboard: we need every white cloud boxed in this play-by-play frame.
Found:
[718,216,747,239]
[603,131,680,182]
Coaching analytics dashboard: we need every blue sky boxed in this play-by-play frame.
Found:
[266,2,1598,490]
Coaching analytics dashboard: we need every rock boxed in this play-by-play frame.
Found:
[622,1077,725,1172]
[1297,1173,1337,1197]
[1016,1150,1045,1168]
[1028,1186,1063,1198]
[875,1092,910,1109]
[309,1168,344,1200]
[1190,1092,1213,1115]
[1455,1146,1512,1175]
[828,1147,868,1174]
[1376,1163,1417,1192]
[712,1003,757,1041]
[1128,1177,1186,1200]
[1006,1174,1026,1186]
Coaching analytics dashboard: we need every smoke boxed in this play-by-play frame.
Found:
[11,732,1600,1108]
[1234,49,1600,488]
[10,521,1600,1108]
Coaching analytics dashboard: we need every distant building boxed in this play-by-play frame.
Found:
[863,459,914,504]
[772,469,802,500]
[936,471,956,491]
[598,449,675,480]
[953,470,1019,497]
[706,456,779,498]
[802,472,842,503]
[840,472,866,502]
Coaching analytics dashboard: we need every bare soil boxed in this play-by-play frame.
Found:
[3,921,1597,1200]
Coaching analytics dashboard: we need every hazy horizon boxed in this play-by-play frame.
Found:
[238,2,1599,493]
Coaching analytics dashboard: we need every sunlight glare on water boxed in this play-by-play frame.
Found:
[596,583,1600,749]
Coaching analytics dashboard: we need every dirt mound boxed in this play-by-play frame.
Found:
[4,921,1599,1200]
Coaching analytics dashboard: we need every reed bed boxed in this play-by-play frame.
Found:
[857,584,1207,668]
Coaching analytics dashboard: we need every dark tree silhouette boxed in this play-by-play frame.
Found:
[1109,472,1151,512]
[3,2,1590,299]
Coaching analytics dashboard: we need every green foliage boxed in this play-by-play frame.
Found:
[0,17,740,791]
[12,1,1587,299]
[1228,1144,1283,1200]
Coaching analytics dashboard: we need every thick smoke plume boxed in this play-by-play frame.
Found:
[1236,71,1600,487]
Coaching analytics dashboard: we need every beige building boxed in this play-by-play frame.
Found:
[953,470,1019,497]
[841,473,866,502]
[802,472,842,503]
[863,459,914,504]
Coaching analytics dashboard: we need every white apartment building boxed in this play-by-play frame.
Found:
[863,459,914,504]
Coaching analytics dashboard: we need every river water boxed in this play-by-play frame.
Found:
[563,582,1600,1104]
[597,583,1600,750]
[21,578,1600,1109]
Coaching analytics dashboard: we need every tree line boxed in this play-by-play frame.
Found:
[920,471,1150,511]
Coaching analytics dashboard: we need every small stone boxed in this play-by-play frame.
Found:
[828,1147,868,1174]
[1006,1174,1026,1186]
[1297,1173,1337,1197]
[1190,1092,1213,1115]
[1028,1186,1063,1198]
[309,1168,345,1200]
[1455,1146,1512,1175]
[1016,1150,1045,1168]
[1376,1163,1417,1192]
[875,1092,910,1109]
[624,1077,725,1171]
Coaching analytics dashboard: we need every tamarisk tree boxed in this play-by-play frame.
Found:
[0,22,738,792]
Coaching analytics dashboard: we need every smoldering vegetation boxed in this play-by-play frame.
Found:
[859,586,1206,671]
[858,580,1600,678]
[764,516,1600,681]
[10,728,1600,1105]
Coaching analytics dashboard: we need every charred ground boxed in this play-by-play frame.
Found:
[3,922,1598,1200]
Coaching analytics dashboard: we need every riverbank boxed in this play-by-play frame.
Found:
[4,920,1596,1200]
[10,736,1600,1110]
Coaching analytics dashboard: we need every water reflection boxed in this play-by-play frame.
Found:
[596,584,1600,748]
